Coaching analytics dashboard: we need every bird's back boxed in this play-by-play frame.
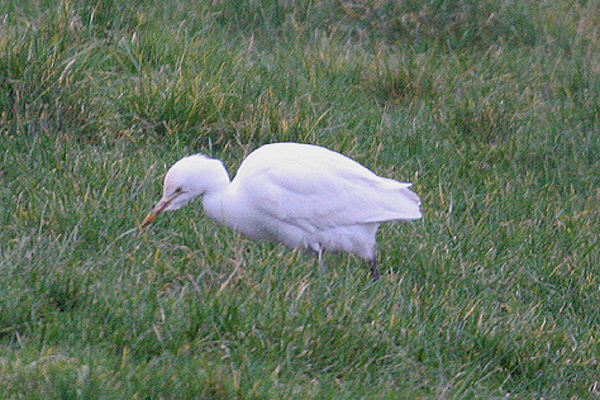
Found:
[229,142,420,232]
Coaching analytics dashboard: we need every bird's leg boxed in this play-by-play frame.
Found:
[370,258,380,281]
[318,246,327,273]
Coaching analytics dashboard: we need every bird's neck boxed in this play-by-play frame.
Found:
[200,161,234,226]
[202,184,234,227]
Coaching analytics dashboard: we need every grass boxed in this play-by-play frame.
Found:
[1,0,599,398]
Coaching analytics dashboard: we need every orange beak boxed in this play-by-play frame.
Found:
[140,195,175,228]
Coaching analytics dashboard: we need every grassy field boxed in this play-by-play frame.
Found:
[1,0,599,398]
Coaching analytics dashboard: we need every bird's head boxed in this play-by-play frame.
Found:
[141,154,229,227]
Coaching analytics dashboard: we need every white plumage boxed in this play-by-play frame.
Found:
[142,142,421,279]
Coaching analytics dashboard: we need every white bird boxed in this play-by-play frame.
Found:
[141,142,422,279]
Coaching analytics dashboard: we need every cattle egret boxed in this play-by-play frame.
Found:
[141,142,421,279]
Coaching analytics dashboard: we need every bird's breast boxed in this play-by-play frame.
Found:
[202,193,284,242]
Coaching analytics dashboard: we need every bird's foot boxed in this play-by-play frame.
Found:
[370,258,380,281]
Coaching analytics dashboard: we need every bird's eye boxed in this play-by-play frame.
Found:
[174,187,183,194]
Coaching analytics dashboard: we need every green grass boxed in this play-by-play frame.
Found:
[1,0,599,398]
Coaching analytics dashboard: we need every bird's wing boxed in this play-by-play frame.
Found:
[234,150,421,233]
